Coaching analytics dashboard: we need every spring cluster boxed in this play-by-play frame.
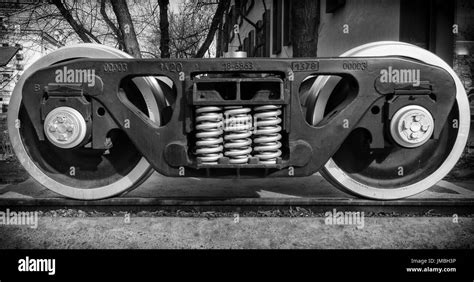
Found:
[195,105,282,164]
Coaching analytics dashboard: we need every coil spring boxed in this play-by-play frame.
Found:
[253,105,282,164]
[195,106,224,164]
[223,106,253,164]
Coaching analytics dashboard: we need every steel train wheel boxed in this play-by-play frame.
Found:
[307,41,470,199]
[8,44,165,200]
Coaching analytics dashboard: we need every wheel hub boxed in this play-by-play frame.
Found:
[390,105,434,148]
[43,106,87,149]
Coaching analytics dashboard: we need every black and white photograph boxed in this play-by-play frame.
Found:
[0,0,473,280]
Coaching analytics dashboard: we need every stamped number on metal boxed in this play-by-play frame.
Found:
[103,62,128,72]
[342,60,368,71]
[291,61,319,72]
[159,62,183,73]
[222,61,254,71]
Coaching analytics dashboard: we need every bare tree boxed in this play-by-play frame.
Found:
[50,0,148,57]
[109,0,141,58]
[51,0,101,43]
[195,0,230,58]
[100,0,124,50]
[3,0,229,59]
[145,0,229,58]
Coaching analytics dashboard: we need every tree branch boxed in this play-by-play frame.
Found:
[194,0,230,58]
[51,0,93,43]
[83,27,102,43]
[100,0,124,49]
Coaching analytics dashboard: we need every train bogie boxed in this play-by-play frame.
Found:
[8,42,470,200]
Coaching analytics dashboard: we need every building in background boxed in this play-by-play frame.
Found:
[219,0,472,63]
[0,0,63,112]
[0,43,22,112]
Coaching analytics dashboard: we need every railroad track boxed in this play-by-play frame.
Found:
[1,171,473,215]
[1,196,473,216]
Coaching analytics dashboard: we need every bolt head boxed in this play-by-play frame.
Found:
[410,132,420,140]
[57,134,68,141]
[410,122,421,132]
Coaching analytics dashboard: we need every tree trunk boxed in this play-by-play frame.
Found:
[291,0,320,57]
[158,0,170,58]
[216,21,223,57]
[110,0,142,58]
[194,0,230,58]
[100,0,125,50]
